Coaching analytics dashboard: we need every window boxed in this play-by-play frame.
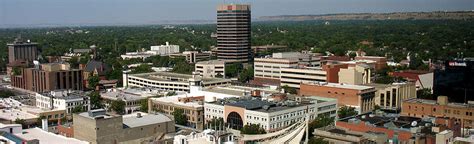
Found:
[433,108,436,112]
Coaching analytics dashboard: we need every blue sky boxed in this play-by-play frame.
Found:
[0,0,473,27]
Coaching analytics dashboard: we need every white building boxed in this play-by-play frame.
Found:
[0,124,88,144]
[123,71,231,92]
[204,96,337,132]
[195,60,226,78]
[272,52,321,67]
[120,51,156,60]
[254,57,298,81]
[150,42,180,56]
[35,90,90,114]
[280,67,327,88]
[100,88,164,114]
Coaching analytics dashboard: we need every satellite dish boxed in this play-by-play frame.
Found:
[411,121,418,127]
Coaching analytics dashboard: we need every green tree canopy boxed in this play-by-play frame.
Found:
[241,124,266,135]
[281,85,297,94]
[88,92,103,109]
[139,99,149,112]
[88,75,100,89]
[173,109,188,126]
[225,63,243,78]
[110,100,126,114]
[238,67,254,83]
[0,90,15,98]
[338,106,358,119]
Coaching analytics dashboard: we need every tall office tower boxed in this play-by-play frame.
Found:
[7,37,38,64]
[216,4,251,63]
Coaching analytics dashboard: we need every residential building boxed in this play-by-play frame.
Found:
[204,96,337,132]
[123,71,231,92]
[338,64,371,85]
[101,88,163,114]
[195,60,226,78]
[390,70,434,91]
[401,96,474,128]
[149,94,205,130]
[216,4,251,63]
[10,63,84,92]
[364,82,417,111]
[150,42,180,56]
[73,109,175,144]
[299,82,376,114]
[7,38,38,65]
[35,90,90,114]
[0,98,66,127]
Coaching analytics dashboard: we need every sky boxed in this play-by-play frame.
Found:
[0,0,473,27]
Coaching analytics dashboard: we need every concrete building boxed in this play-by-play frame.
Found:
[364,82,417,111]
[272,52,321,67]
[7,38,38,65]
[252,45,287,54]
[150,42,180,56]
[390,70,434,91]
[195,60,226,78]
[280,67,327,88]
[401,96,474,128]
[216,4,251,63]
[0,98,67,127]
[299,82,376,114]
[253,57,298,85]
[10,63,84,92]
[120,51,156,60]
[338,64,371,85]
[149,94,205,130]
[0,125,88,144]
[73,109,175,144]
[35,90,90,114]
[436,130,454,144]
[204,96,337,132]
[313,126,388,143]
[101,88,163,114]
[172,51,213,63]
[354,56,387,71]
[123,71,231,92]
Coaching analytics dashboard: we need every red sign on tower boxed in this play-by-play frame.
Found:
[227,5,233,10]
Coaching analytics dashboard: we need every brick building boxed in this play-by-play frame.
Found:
[299,82,376,114]
[401,96,474,128]
[10,63,83,92]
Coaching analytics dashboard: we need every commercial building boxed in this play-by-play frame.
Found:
[390,70,434,91]
[313,126,388,143]
[338,64,371,85]
[299,82,376,114]
[150,42,180,56]
[364,82,417,111]
[280,67,327,88]
[73,109,175,144]
[149,94,205,130]
[0,124,88,144]
[0,98,66,127]
[101,88,163,114]
[354,56,387,71]
[401,96,474,128]
[171,51,213,63]
[35,90,90,114]
[434,58,474,102]
[253,57,298,85]
[7,38,38,65]
[216,4,251,63]
[204,96,337,132]
[10,63,84,92]
[195,60,226,78]
[120,51,156,60]
[123,71,231,92]
[272,52,321,67]
[252,45,287,54]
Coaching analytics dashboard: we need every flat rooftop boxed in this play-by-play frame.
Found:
[129,72,230,84]
[150,94,204,108]
[203,85,279,96]
[0,98,63,121]
[196,60,226,65]
[16,128,88,144]
[302,82,374,91]
[208,98,313,113]
[101,88,162,101]
[122,112,172,128]
[404,98,474,108]
[39,90,88,100]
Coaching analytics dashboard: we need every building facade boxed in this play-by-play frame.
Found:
[338,64,371,85]
[7,38,38,64]
[149,95,205,130]
[365,82,417,111]
[195,60,226,78]
[100,88,162,114]
[150,42,180,56]
[254,57,298,84]
[216,4,251,63]
[299,82,376,114]
[11,63,84,92]
[280,67,327,89]
[35,90,90,114]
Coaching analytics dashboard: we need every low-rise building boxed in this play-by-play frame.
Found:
[0,98,66,126]
[354,56,387,71]
[338,64,371,85]
[253,57,298,86]
[280,67,327,88]
[35,90,90,114]
[150,42,180,56]
[101,88,163,114]
[299,82,376,114]
[401,96,474,128]
[390,70,434,91]
[195,60,226,78]
[364,82,417,111]
[0,124,88,144]
[204,96,337,132]
[73,109,175,144]
[123,71,231,92]
[120,51,156,60]
[149,94,205,130]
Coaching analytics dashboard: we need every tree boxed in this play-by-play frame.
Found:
[110,100,126,114]
[88,75,100,89]
[14,118,26,128]
[225,63,243,78]
[281,85,297,94]
[72,105,85,113]
[139,99,149,112]
[0,90,15,98]
[88,92,103,109]
[172,109,188,125]
[12,67,21,76]
[206,117,225,130]
[338,106,358,119]
[308,137,329,144]
[238,67,254,83]
[131,64,153,74]
[241,124,266,135]
[417,88,435,100]
[308,115,334,137]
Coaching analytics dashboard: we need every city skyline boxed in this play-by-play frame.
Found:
[1,0,473,27]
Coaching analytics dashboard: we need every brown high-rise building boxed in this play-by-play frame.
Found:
[216,4,251,63]
[7,38,38,64]
[11,63,83,92]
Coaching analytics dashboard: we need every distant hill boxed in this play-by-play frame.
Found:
[258,11,474,21]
